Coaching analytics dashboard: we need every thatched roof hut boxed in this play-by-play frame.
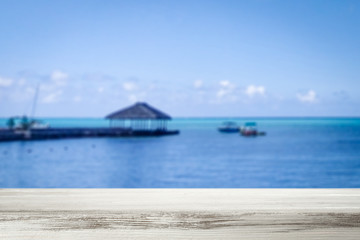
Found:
[106,102,171,120]
[105,102,172,130]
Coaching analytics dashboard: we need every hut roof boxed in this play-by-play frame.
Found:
[105,102,172,120]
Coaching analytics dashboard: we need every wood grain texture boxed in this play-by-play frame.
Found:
[1,189,360,239]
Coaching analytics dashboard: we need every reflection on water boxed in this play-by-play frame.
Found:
[0,118,360,187]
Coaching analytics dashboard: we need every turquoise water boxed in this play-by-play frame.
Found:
[0,118,359,187]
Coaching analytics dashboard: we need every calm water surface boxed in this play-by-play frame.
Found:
[0,118,359,187]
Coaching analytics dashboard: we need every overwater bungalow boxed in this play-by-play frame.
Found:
[106,102,171,131]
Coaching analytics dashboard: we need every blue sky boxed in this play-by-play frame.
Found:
[0,0,359,117]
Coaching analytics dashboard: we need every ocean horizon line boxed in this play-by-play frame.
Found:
[1,116,360,119]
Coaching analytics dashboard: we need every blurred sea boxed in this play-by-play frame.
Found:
[0,117,359,188]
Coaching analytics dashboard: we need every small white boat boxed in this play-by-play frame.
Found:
[30,120,50,129]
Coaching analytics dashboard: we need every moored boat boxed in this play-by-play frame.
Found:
[218,121,239,133]
[240,122,266,136]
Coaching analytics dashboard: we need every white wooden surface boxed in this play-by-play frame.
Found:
[1,189,360,239]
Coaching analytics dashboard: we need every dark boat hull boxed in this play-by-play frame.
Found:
[218,128,239,133]
[241,130,266,136]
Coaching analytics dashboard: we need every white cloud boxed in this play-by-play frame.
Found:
[216,89,227,98]
[51,70,68,80]
[217,80,235,99]
[42,90,63,103]
[297,90,317,103]
[219,80,231,87]
[123,82,136,91]
[51,70,68,86]
[245,85,266,97]
[126,90,147,103]
[0,77,13,87]
[37,70,68,93]
[193,80,203,89]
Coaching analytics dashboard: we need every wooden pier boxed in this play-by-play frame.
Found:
[0,128,180,142]
[1,102,180,142]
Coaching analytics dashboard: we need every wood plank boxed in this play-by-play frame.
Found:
[1,189,360,239]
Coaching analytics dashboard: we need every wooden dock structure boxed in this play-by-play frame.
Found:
[0,102,180,142]
[0,128,179,142]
